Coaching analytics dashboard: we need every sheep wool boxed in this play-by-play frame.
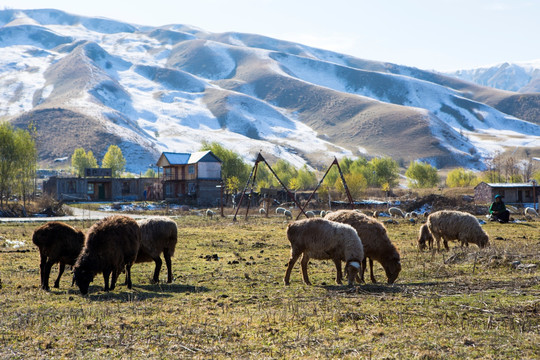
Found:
[426,210,489,251]
[325,210,401,284]
[284,218,364,286]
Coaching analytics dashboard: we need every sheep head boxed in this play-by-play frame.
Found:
[384,257,401,284]
[73,267,95,295]
[345,260,362,286]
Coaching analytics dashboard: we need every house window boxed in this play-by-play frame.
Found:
[188,165,195,174]
[87,183,94,194]
[165,183,173,197]
[164,167,172,179]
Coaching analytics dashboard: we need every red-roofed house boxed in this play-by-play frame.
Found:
[157,150,222,206]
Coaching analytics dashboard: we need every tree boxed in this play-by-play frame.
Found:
[370,157,400,189]
[335,172,367,199]
[406,161,439,188]
[13,128,37,206]
[446,168,479,187]
[144,168,157,178]
[71,148,98,177]
[101,145,126,177]
[226,176,241,194]
[0,123,38,207]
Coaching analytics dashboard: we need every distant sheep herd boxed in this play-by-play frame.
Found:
[25,203,538,295]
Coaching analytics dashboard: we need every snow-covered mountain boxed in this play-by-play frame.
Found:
[447,60,540,93]
[2,9,540,173]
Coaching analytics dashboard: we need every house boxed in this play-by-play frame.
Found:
[474,182,539,205]
[157,151,222,206]
[43,170,161,202]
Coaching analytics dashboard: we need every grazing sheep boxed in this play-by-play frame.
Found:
[259,208,267,215]
[136,217,178,283]
[73,215,141,295]
[320,210,327,217]
[283,209,293,220]
[284,218,364,286]
[426,210,489,251]
[305,211,316,218]
[275,207,286,214]
[524,207,538,218]
[32,221,85,290]
[325,210,401,284]
[417,224,434,251]
[206,209,215,218]
[388,207,405,218]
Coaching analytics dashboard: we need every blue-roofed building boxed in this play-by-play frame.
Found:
[156,151,222,206]
[474,182,539,205]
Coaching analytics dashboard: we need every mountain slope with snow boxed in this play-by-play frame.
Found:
[1,8,539,172]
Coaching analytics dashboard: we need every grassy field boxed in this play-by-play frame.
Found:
[0,212,538,359]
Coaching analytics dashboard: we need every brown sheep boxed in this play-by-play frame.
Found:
[32,221,85,290]
[136,217,178,283]
[426,210,489,251]
[284,218,364,286]
[417,223,434,251]
[325,210,401,284]
[73,215,141,295]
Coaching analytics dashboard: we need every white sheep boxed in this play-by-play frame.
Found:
[259,208,267,215]
[284,218,364,286]
[325,210,401,284]
[206,209,215,218]
[388,207,405,218]
[320,210,327,217]
[426,210,489,251]
[524,207,538,218]
[283,210,293,220]
[305,211,316,218]
[275,207,286,215]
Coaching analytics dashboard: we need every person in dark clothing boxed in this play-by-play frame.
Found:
[489,194,510,223]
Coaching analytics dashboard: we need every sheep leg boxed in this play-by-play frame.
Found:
[125,264,133,289]
[369,258,377,284]
[284,251,302,285]
[151,256,163,284]
[333,259,343,285]
[39,255,47,290]
[443,237,449,251]
[300,254,312,285]
[103,270,111,291]
[164,248,173,283]
[109,269,118,291]
[42,259,56,291]
[54,263,66,288]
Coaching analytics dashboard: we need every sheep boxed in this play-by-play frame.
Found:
[320,210,327,217]
[206,209,215,218]
[417,223,434,251]
[426,210,489,251]
[259,208,267,215]
[284,218,364,286]
[136,217,178,283]
[524,207,538,218]
[73,215,141,295]
[305,211,316,218]
[32,221,85,291]
[325,210,401,284]
[275,207,286,214]
[283,209,293,220]
[388,207,405,218]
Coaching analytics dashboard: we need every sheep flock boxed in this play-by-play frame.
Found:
[23,202,510,295]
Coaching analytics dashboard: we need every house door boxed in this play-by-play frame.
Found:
[518,190,523,203]
[98,184,105,200]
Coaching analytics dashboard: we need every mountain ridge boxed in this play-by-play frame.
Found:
[1,8,539,173]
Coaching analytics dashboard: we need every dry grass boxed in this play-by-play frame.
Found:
[0,213,538,359]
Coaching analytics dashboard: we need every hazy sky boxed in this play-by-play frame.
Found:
[2,0,539,71]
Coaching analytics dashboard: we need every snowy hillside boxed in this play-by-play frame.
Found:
[447,60,540,93]
[1,9,540,173]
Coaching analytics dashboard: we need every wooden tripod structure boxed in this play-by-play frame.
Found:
[295,157,354,220]
[233,152,307,221]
